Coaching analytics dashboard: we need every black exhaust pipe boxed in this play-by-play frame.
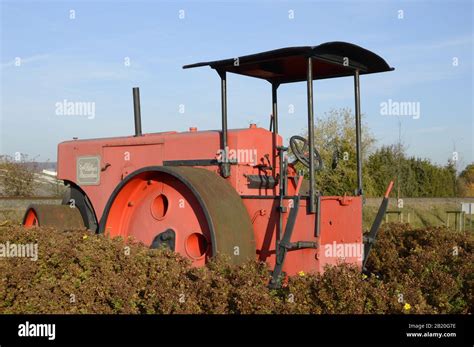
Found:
[133,87,142,136]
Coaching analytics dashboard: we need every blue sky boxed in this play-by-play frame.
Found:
[1,0,472,169]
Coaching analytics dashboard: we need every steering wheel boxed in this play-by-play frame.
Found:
[289,135,323,170]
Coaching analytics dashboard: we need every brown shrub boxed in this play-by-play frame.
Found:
[365,223,473,313]
[0,222,471,314]
[0,156,36,197]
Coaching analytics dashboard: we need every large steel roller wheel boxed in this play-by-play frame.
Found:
[99,166,256,266]
[23,204,86,230]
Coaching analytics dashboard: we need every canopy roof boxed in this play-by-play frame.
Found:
[183,41,394,84]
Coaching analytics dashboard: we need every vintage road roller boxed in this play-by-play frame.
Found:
[23,42,394,286]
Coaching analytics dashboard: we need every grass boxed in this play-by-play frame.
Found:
[2,197,473,231]
[363,198,474,231]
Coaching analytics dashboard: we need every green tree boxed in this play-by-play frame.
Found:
[0,155,36,197]
[457,163,474,197]
[366,147,457,197]
[294,108,376,196]
[365,145,398,197]
[291,108,459,198]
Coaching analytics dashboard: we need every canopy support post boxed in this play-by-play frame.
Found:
[271,82,280,177]
[272,82,279,134]
[354,69,363,195]
[218,70,230,178]
[307,57,316,213]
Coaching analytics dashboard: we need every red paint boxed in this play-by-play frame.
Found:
[384,181,394,198]
[57,127,363,275]
[23,209,38,227]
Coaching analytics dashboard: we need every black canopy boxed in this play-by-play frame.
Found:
[183,41,394,84]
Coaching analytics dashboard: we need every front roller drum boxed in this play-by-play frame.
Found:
[99,166,256,266]
[23,204,86,231]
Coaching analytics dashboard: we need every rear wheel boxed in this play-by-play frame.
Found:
[99,166,256,266]
[23,204,86,230]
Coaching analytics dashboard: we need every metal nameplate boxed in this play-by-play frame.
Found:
[76,156,101,185]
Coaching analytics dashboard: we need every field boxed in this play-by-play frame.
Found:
[0,220,472,314]
[2,197,473,231]
[364,198,474,231]
[0,197,61,224]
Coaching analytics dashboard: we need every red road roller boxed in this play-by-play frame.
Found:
[23,42,394,286]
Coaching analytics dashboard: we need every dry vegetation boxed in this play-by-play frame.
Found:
[0,223,472,314]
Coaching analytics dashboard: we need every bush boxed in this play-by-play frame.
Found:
[0,155,36,197]
[0,223,471,314]
[365,224,473,313]
[365,146,458,197]
[294,108,376,196]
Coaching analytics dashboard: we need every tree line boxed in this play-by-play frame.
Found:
[300,108,472,198]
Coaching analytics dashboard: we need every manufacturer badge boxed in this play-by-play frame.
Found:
[76,156,100,185]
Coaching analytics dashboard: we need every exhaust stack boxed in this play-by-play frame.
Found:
[133,87,142,136]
